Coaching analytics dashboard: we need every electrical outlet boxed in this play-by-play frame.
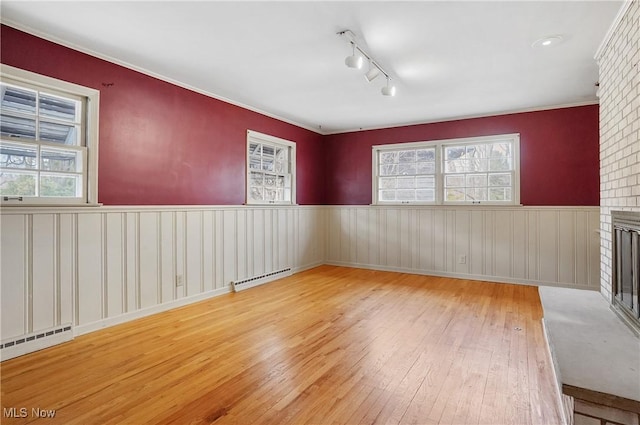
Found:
[458,255,467,264]
[176,274,184,287]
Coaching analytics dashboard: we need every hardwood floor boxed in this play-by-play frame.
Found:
[0,266,563,425]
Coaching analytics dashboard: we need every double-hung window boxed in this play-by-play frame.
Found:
[246,130,296,205]
[373,133,520,205]
[0,65,99,206]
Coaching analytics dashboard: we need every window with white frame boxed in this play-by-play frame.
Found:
[373,133,520,205]
[246,130,295,205]
[0,65,99,205]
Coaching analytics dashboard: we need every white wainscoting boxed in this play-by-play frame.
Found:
[1,204,600,360]
[325,206,600,289]
[0,205,326,359]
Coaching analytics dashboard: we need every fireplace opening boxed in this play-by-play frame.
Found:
[612,211,640,333]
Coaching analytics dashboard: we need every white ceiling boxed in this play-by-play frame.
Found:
[0,1,623,134]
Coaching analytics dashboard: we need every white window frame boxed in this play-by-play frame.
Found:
[246,130,296,205]
[372,133,520,206]
[0,64,100,206]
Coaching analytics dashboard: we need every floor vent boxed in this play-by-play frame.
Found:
[232,268,292,292]
[1,324,73,361]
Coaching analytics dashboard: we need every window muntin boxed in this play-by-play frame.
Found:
[373,134,519,205]
[0,66,99,205]
[246,130,295,205]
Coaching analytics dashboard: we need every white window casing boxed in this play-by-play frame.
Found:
[372,133,520,206]
[0,64,99,206]
[246,130,296,205]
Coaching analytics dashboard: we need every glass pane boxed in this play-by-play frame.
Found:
[39,93,79,122]
[416,189,435,201]
[397,189,414,200]
[264,188,277,201]
[445,188,464,202]
[466,187,487,201]
[416,149,435,161]
[416,175,435,188]
[262,145,275,157]
[264,174,276,187]
[466,174,487,187]
[489,187,512,201]
[444,175,464,188]
[40,174,80,197]
[41,149,81,172]
[0,171,36,196]
[249,142,261,155]
[398,150,416,163]
[444,146,465,160]
[1,114,36,140]
[250,187,263,201]
[262,157,274,172]
[1,84,36,115]
[380,190,395,201]
[250,171,263,186]
[466,144,488,158]
[398,163,416,175]
[249,155,261,170]
[397,177,414,189]
[489,158,512,171]
[489,173,511,187]
[444,159,467,173]
[380,164,398,176]
[490,143,511,158]
[416,161,435,174]
[39,121,79,145]
[379,177,396,189]
[282,175,291,189]
[0,143,37,169]
[380,152,397,164]
[467,159,488,172]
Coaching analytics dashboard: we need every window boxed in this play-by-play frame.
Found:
[373,134,520,205]
[246,130,296,205]
[0,65,99,205]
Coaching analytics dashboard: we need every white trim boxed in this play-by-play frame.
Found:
[246,130,297,206]
[372,133,520,206]
[324,101,599,136]
[74,286,231,336]
[324,260,597,291]
[0,64,100,206]
[594,0,634,61]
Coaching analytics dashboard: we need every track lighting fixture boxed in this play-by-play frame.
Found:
[338,29,396,97]
[381,77,396,96]
[345,42,363,69]
[364,60,380,82]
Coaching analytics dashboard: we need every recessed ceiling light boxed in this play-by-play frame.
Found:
[532,35,564,48]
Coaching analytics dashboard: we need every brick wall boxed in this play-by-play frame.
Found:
[597,0,640,300]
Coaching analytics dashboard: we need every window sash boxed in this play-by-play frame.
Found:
[0,65,99,206]
[246,130,296,205]
[372,134,520,206]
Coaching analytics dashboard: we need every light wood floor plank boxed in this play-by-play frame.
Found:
[0,266,563,424]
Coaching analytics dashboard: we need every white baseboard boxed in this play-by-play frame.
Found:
[324,260,596,291]
[75,286,232,336]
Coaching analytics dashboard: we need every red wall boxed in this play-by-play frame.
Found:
[324,106,600,206]
[0,25,326,205]
[2,25,599,207]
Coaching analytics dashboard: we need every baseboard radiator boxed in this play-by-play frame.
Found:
[231,267,292,292]
[1,323,73,361]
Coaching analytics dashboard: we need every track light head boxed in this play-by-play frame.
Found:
[345,42,363,69]
[365,62,380,82]
[381,78,396,96]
